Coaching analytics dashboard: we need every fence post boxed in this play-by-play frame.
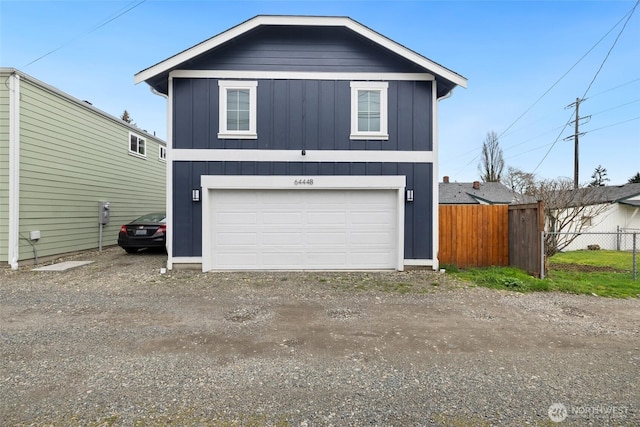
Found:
[633,233,637,281]
[540,231,546,280]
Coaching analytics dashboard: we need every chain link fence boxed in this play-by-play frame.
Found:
[541,231,638,280]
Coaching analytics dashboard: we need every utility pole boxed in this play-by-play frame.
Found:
[564,98,590,189]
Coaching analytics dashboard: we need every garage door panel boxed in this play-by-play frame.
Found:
[263,211,303,225]
[262,252,304,267]
[262,232,303,245]
[307,232,347,245]
[351,211,395,225]
[350,252,393,266]
[350,231,393,245]
[306,251,348,267]
[217,212,258,225]
[307,211,346,225]
[216,232,257,245]
[209,188,398,270]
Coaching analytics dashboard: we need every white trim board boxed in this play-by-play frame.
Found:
[169,70,435,81]
[134,15,467,89]
[172,149,435,164]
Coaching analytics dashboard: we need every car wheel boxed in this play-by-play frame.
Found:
[123,247,138,254]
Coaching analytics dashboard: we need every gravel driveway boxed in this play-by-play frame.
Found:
[1,247,639,426]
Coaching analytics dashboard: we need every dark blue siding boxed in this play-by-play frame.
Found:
[172,79,433,151]
[172,161,433,260]
[188,27,426,73]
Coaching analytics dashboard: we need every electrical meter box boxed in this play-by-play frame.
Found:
[99,201,110,225]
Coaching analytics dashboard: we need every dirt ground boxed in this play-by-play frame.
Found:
[1,247,639,425]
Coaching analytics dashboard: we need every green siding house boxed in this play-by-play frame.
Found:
[0,68,166,268]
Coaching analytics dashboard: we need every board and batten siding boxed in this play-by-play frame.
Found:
[172,161,434,261]
[173,78,433,151]
[0,73,10,261]
[0,69,166,264]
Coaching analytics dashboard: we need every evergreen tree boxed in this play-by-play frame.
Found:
[589,165,609,187]
[628,172,640,184]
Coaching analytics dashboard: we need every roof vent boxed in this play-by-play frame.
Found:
[473,181,480,190]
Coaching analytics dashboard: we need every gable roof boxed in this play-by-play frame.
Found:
[578,183,640,205]
[439,181,526,205]
[134,15,467,96]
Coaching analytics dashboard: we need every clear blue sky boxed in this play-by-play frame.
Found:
[2,0,638,185]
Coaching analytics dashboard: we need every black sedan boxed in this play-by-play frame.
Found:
[117,213,166,253]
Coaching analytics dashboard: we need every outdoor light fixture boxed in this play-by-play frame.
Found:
[192,189,201,202]
[406,189,414,202]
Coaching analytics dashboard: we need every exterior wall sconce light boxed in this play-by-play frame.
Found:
[406,189,414,202]
[192,189,201,202]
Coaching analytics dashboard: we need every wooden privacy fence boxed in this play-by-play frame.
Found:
[439,202,543,276]
[439,205,509,268]
[508,202,544,276]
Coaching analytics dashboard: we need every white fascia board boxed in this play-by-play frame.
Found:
[134,15,466,88]
[201,175,406,190]
[170,70,435,81]
[172,149,435,164]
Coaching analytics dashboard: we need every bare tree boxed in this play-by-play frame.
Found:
[503,166,536,203]
[526,177,611,258]
[478,131,505,182]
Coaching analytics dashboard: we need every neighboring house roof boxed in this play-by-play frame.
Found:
[578,183,640,206]
[134,15,467,98]
[545,182,640,209]
[439,181,525,205]
[1,67,165,145]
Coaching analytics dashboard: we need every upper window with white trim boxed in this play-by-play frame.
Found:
[129,132,146,158]
[350,81,389,140]
[218,80,258,139]
[159,146,167,162]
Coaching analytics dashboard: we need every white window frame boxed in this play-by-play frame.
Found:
[350,81,389,140]
[218,80,258,139]
[159,145,167,162]
[129,132,146,158]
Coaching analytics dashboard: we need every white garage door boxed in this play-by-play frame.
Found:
[208,189,399,270]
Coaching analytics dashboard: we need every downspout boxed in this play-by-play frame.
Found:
[431,86,455,271]
[8,72,21,270]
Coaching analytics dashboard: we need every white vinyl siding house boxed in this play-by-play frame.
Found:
[0,68,166,268]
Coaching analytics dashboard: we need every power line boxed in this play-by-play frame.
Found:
[531,0,639,176]
[496,3,638,142]
[23,0,147,68]
[585,116,640,133]
[580,0,639,100]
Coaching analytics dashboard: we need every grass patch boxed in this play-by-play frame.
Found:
[448,250,639,298]
[453,266,549,293]
[550,249,633,271]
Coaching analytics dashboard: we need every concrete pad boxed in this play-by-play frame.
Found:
[32,261,94,272]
